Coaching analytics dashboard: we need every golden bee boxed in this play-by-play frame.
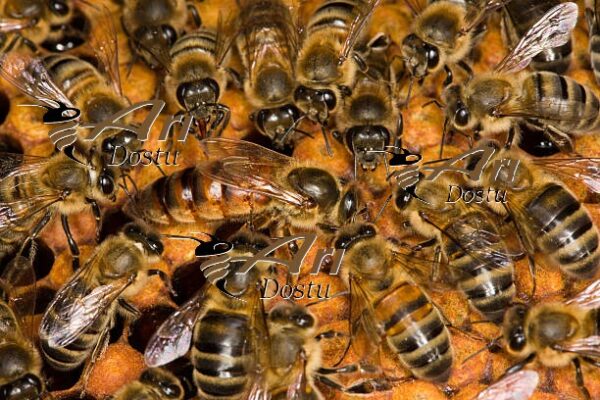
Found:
[110,368,184,400]
[39,223,165,375]
[234,0,302,150]
[293,0,382,143]
[441,3,586,151]
[391,170,518,323]
[332,222,454,384]
[164,27,232,137]
[121,0,200,70]
[497,279,600,400]
[125,138,359,233]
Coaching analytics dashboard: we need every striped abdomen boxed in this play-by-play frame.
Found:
[125,167,271,226]
[0,174,48,261]
[588,1,600,86]
[192,310,254,399]
[526,184,600,279]
[523,72,600,134]
[40,306,114,371]
[374,279,453,382]
[503,0,571,73]
[444,213,516,322]
[306,0,361,38]
[170,29,218,77]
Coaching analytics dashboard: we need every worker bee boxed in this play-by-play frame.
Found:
[125,138,359,233]
[110,368,184,400]
[121,0,201,70]
[0,0,89,54]
[391,173,517,323]
[332,222,454,383]
[39,223,164,374]
[0,248,47,400]
[0,143,117,269]
[234,0,303,150]
[293,0,382,143]
[334,44,403,175]
[468,143,600,283]
[164,27,231,137]
[497,279,600,400]
[441,3,586,152]
[401,0,500,87]
[501,0,573,74]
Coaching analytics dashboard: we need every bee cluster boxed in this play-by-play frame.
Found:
[0,0,599,399]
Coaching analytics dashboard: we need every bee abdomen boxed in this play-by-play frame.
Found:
[192,311,253,399]
[308,0,359,35]
[43,55,101,100]
[377,282,453,382]
[591,34,600,86]
[40,311,112,371]
[527,184,600,279]
[528,72,600,132]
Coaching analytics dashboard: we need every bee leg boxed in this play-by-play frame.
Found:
[314,330,346,341]
[225,68,244,90]
[457,61,473,80]
[505,125,519,149]
[61,214,80,271]
[545,125,575,154]
[79,325,111,396]
[187,2,202,27]
[118,298,141,320]
[315,374,397,394]
[86,199,102,242]
[499,353,536,379]
[148,268,176,297]
[21,36,38,53]
[443,66,454,87]
[210,104,230,137]
[574,358,592,400]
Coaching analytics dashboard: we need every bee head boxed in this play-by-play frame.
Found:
[503,304,529,354]
[401,33,440,78]
[346,125,390,171]
[0,373,43,400]
[442,84,471,129]
[176,78,220,119]
[334,223,376,250]
[293,85,336,123]
[101,131,142,161]
[124,223,164,255]
[287,167,340,212]
[253,104,301,149]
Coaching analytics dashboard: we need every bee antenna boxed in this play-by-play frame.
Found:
[373,193,392,224]
[462,334,503,366]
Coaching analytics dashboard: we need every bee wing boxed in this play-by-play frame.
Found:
[39,256,133,348]
[198,138,310,206]
[0,252,37,320]
[475,370,539,400]
[494,2,578,74]
[215,10,241,67]
[0,18,35,32]
[83,3,123,97]
[567,279,600,309]
[285,351,311,400]
[245,292,270,399]
[347,275,385,362]
[553,336,600,358]
[391,251,456,293]
[144,286,209,367]
[531,157,600,194]
[339,0,382,63]
[0,52,76,110]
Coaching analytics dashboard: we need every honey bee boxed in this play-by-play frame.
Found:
[0,249,46,400]
[441,3,585,152]
[401,0,501,87]
[0,0,89,54]
[125,138,359,233]
[144,230,273,399]
[164,27,231,137]
[392,173,517,323]
[468,143,600,282]
[39,223,164,374]
[334,45,403,175]
[122,0,200,70]
[293,0,382,141]
[586,0,600,86]
[110,368,184,400]
[332,222,454,383]
[498,279,600,400]
[0,144,117,269]
[233,0,303,150]
[501,0,573,74]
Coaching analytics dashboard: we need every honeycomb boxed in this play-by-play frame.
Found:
[0,0,599,399]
